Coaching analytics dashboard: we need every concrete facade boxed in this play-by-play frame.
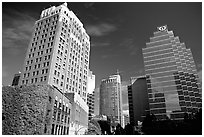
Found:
[99,74,123,127]
[18,3,90,134]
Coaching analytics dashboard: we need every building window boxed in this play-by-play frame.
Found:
[51,124,55,135]
[42,69,44,74]
[46,68,48,73]
[44,76,47,81]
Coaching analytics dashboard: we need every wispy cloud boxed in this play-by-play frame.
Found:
[2,9,35,49]
[2,66,8,78]
[120,38,139,55]
[91,42,111,47]
[101,54,118,59]
[84,2,95,9]
[86,23,117,37]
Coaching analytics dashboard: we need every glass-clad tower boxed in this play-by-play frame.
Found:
[142,25,201,120]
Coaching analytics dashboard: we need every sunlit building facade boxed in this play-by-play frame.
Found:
[19,3,90,134]
[87,70,96,120]
[142,25,202,120]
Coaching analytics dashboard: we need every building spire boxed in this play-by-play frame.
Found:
[116,69,120,75]
[63,2,67,7]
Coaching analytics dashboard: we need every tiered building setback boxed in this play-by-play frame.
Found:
[142,25,202,120]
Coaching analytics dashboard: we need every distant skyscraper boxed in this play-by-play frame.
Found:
[128,76,149,125]
[142,25,202,120]
[99,73,123,127]
[18,3,90,134]
[11,72,21,86]
[87,70,95,120]
[122,114,130,128]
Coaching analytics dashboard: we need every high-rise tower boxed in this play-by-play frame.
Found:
[142,25,202,120]
[19,3,90,134]
[99,73,123,127]
[87,70,96,120]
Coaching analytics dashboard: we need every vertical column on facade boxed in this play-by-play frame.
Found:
[172,38,192,113]
[172,41,187,113]
[181,46,197,112]
[177,42,193,112]
[172,41,186,112]
[187,50,202,108]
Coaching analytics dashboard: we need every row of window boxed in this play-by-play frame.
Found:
[51,124,69,135]
[38,14,59,26]
[36,19,58,31]
[53,75,87,93]
[23,68,49,78]
[22,75,47,84]
[31,25,57,47]
[25,62,50,73]
[61,14,84,43]
[52,100,71,134]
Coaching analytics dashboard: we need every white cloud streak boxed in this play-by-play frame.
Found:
[86,23,117,37]
[3,9,35,49]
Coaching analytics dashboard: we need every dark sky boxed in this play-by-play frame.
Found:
[2,2,202,114]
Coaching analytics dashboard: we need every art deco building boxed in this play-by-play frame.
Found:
[99,73,123,127]
[142,25,202,120]
[18,3,90,134]
[128,76,149,125]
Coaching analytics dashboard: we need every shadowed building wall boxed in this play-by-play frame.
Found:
[128,76,149,125]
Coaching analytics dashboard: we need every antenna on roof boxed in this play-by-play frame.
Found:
[63,2,67,7]
[116,69,120,75]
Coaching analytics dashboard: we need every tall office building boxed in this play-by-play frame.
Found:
[128,76,149,125]
[19,3,90,134]
[99,73,123,127]
[142,25,202,120]
[87,70,96,120]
